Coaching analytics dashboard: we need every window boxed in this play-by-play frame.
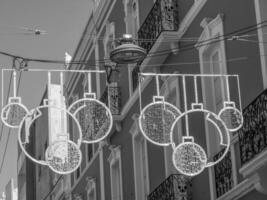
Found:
[123,0,140,95]
[197,14,239,199]
[103,21,115,62]
[86,178,96,200]
[130,114,149,200]
[75,167,81,180]
[38,156,42,181]
[123,0,140,37]
[254,0,267,88]
[108,146,123,200]
[160,76,182,177]
[87,144,93,163]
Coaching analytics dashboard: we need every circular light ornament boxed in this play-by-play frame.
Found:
[68,93,113,143]
[18,101,82,172]
[218,101,243,132]
[139,96,181,146]
[1,97,29,128]
[110,34,147,64]
[45,139,82,174]
[173,137,207,176]
[170,104,230,176]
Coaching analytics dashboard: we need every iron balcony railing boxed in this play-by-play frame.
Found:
[148,174,192,200]
[214,150,233,198]
[137,0,179,53]
[100,85,121,115]
[238,89,267,166]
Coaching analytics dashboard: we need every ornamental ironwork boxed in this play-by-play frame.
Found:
[214,150,233,198]
[238,89,267,166]
[137,0,179,52]
[100,84,121,115]
[148,174,192,200]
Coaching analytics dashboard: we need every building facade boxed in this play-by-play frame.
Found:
[19,0,267,199]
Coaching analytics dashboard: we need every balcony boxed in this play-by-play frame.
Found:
[100,84,121,115]
[214,150,234,198]
[148,174,192,200]
[137,0,179,71]
[238,89,267,177]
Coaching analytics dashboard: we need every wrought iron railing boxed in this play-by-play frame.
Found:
[238,89,267,166]
[214,150,233,198]
[148,174,192,200]
[132,65,140,92]
[100,85,121,115]
[137,0,179,53]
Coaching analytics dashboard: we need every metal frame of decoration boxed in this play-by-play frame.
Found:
[1,70,29,128]
[68,72,113,143]
[138,73,243,177]
[170,105,230,176]
[18,101,83,171]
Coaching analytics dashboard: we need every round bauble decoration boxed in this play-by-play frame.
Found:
[68,93,113,144]
[1,97,29,128]
[139,96,181,146]
[218,101,243,132]
[172,137,207,176]
[45,139,82,174]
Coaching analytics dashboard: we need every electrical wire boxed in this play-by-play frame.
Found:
[0,20,265,66]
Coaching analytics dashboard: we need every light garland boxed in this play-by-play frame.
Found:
[0,68,113,175]
[139,73,243,177]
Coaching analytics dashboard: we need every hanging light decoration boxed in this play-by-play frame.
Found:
[110,34,147,64]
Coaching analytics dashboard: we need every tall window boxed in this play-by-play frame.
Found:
[103,22,115,62]
[86,178,96,200]
[108,146,123,200]
[130,115,149,200]
[197,14,239,199]
[123,0,139,37]
[160,76,182,177]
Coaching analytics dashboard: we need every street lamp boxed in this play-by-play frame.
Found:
[110,34,146,64]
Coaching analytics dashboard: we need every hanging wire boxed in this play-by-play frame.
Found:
[0,21,265,66]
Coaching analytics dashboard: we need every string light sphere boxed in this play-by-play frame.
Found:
[218,101,243,132]
[172,137,207,177]
[68,93,113,143]
[45,139,82,174]
[139,96,181,146]
[18,102,82,167]
[1,97,29,128]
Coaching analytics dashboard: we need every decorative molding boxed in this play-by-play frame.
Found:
[108,145,121,165]
[196,13,227,200]
[217,176,258,200]
[239,149,267,178]
[131,113,150,200]
[108,145,123,200]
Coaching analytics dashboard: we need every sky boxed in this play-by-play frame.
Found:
[0,0,93,194]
